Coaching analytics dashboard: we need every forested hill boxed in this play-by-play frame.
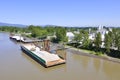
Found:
[0,22,27,27]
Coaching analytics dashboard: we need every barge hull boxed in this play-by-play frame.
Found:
[21,46,65,68]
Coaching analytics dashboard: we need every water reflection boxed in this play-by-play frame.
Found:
[102,61,120,80]
[93,58,101,72]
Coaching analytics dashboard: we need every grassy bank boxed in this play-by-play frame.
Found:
[66,45,120,63]
[66,45,104,56]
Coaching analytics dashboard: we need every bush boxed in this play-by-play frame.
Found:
[96,52,103,56]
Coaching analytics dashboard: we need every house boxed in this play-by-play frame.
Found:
[89,26,109,41]
[89,25,111,48]
[66,32,75,42]
[97,25,108,41]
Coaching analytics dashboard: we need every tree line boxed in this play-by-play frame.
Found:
[1,25,120,57]
[0,25,68,43]
[69,27,120,57]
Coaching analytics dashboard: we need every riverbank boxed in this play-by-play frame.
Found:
[65,45,120,64]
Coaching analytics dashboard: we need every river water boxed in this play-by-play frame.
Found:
[0,32,120,80]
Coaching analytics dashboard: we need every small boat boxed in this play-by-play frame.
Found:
[10,35,24,42]
[21,44,66,67]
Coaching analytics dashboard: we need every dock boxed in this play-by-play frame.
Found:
[22,39,42,43]
[10,35,42,43]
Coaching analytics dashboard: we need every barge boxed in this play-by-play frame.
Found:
[21,44,65,67]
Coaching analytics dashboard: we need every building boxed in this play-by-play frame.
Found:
[66,32,75,42]
[97,25,108,41]
[89,25,111,48]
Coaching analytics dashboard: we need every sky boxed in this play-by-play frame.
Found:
[0,0,120,27]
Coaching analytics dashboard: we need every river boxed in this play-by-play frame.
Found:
[0,32,120,80]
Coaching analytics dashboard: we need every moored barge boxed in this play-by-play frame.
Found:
[21,44,65,67]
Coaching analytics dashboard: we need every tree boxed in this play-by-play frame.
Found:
[94,32,102,50]
[55,27,67,43]
[112,28,120,50]
[104,33,111,53]
[74,33,82,42]
[82,31,91,49]
[44,26,55,35]
[112,28,117,48]
[115,30,120,50]
[28,25,47,38]
[117,33,120,51]
[73,30,91,49]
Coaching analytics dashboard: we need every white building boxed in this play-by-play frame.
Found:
[89,26,109,41]
[89,25,111,48]
[66,32,75,42]
[89,33,95,41]
[97,25,108,41]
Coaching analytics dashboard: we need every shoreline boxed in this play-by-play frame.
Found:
[66,46,120,64]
